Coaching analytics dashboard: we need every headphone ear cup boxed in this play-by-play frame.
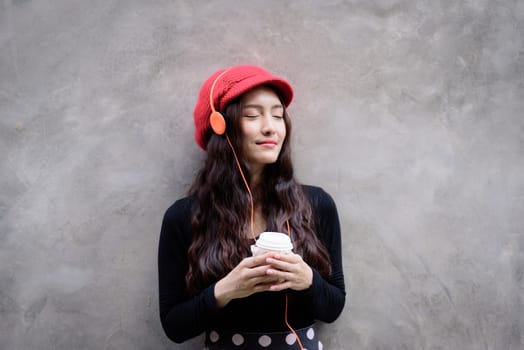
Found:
[210,111,226,135]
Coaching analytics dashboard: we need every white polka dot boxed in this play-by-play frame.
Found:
[285,333,297,345]
[258,335,272,347]
[319,340,324,350]
[209,331,219,343]
[306,327,315,340]
[232,333,244,346]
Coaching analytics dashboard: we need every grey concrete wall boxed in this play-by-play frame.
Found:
[1,0,523,349]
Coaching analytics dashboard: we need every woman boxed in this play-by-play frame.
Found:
[158,65,345,349]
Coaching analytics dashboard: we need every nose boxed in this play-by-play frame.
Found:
[261,113,275,135]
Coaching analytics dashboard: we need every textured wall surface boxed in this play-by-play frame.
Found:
[1,1,523,349]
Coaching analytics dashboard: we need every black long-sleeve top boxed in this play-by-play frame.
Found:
[158,185,346,344]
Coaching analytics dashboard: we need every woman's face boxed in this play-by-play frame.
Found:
[239,86,287,171]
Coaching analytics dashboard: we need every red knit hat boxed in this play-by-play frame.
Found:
[193,65,294,150]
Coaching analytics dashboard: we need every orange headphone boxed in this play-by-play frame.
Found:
[207,69,305,350]
[209,69,229,136]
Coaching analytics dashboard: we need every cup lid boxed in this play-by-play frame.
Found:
[256,232,293,251]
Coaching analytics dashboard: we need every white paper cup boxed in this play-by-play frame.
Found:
[250,232,293,256]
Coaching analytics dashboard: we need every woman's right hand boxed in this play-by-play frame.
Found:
[214,252,280,308]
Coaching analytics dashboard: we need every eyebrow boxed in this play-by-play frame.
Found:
[242,104,283,110]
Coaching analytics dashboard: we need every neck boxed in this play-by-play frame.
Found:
[248,165,264,188]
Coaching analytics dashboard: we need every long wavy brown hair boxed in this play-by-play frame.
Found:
[186,86,331,293]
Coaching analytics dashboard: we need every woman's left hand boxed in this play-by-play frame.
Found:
[264,253,313,292]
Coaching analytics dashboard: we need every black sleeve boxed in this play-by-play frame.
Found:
[301,186,346,322]
[158,198,220,343]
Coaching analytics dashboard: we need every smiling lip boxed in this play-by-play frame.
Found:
[257,140,277,146]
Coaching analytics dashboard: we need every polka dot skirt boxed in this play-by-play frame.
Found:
[204,325,324,349]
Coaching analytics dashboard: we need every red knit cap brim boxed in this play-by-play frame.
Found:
[193,65,294,150]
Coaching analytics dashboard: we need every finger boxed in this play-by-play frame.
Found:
[251,275,281,286]
[253,282,274,292]
[266,268,294,281]
[265,258,296,272]
[268,253,301,263]
[240,276,281,294]
[269,280,293,292]
[242,264,271,279]
[243,252,274,268]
